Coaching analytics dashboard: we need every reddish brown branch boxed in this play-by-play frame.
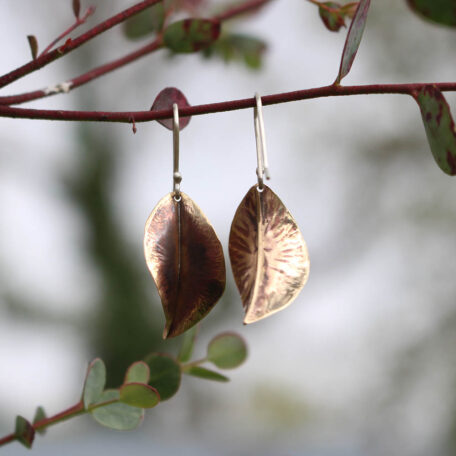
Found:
[0,0,271,106]
[0,38,163,106]
[0,82,455,123]
[0,0,162,90]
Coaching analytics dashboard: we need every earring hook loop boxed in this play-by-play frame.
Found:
[254,93,270,189]
[172,103,182,199]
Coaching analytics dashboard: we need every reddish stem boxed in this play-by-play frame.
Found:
[0,433,15,446]
[33,401,85,430]
[0,82,455,123]
[0,0,162,90]
[0,0,271,106]
[0,401,85,448]
[39,6,96,57]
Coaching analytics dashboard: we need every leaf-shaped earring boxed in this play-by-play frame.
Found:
[229,94,310,324]
[144,104,226,339]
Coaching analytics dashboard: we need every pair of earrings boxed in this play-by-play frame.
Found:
[144,95,310,339]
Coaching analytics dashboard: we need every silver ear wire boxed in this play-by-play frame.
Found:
[254,93,270,189]
[172,103,182,200]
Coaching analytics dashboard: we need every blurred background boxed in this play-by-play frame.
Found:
[1,1,456,455]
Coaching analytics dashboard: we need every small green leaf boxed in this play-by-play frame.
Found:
[15,416,35,449]
[204,33,267,70]
[124,361,150,384]
[178,325,199,362]
[144,353,181,401]
[120,383,160,408]
[123,4,165,39]
[336,0,371,83]
[91,390,144,431]
[319,2,346,32]
[164,18,221,53]
[183,366,229,382]
[406,0,456,27]
[207,332,248,369]
[82,358,106,409]
[32,406,46,435]
[27,35,38,60]
[414,85,456,175]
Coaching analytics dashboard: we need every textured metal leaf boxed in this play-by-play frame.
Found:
[144,192,225,338]
[229,185,309,324]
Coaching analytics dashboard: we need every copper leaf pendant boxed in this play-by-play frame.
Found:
[144,192,226,338]
[229,185,309,324]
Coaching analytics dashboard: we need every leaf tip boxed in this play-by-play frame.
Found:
[27,35,38,60]
[72,0,81,19]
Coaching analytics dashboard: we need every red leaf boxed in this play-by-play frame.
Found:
[150,87,191,131]
[73,0,81,19]
[27,35,38,60]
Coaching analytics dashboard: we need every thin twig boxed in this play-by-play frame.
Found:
[0,38,162,106]
[0,0,272,106]
[0,433,15,446]
[215,0,272,21]
[0,82,455,123]
[39,6,96,57]
[0,401,85,448]
[0,0,162,90]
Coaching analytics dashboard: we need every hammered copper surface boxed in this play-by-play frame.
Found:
[144,192,226,338]
[229,185,309,324]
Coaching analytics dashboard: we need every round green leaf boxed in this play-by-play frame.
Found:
[184,366,229,382]
[163,18,221,53]
[204,33,267,70]
[124,361,150,384]
[82,358,106,409]
[207,332,248,369]
[123,4,165,39]
[120,383,160,408]
[144,353,181,401]
[407,0,456,27]
[91,390,144,431]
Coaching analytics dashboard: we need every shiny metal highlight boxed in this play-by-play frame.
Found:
[229,185,309,324]
[254,93,270,188]
[172,103,181,197]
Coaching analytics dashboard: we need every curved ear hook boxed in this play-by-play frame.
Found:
[254,93,270,189]
[173,103,182,199]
